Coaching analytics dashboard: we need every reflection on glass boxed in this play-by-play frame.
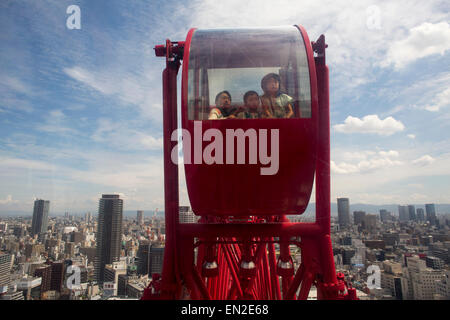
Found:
[187,26,312,120]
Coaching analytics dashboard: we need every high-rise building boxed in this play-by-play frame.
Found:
[149,243,164,276]
[85,212,91,223]
[15,276,42,300]
[363,214,377,232]
[137,210,144,226]
[398,205,409,222]
[179,206,196,224]
[65,242,75,258]
[353,211,366,226]
[337,198,350,228]
[95,194,123,283]
[13,225,25,238]
[71,231,84,245]
[435,270,450,299]
[379,209,391,222]
[425,204,437,225]
[104,260,127,296]
[425,256,445,270]
[407,256,444,300]
[416,208,425,222]
[0,253,12,293]
[49,261,65,292]
[136,240,150,276]
[407,205,416,221]
[31,199,50,236]
[34,264,51,298]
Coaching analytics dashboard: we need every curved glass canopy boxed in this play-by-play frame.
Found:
[187,26,312,120]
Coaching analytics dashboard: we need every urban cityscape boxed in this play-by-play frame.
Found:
[0,195,449,300]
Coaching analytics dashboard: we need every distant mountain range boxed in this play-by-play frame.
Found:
[2,204,450,218]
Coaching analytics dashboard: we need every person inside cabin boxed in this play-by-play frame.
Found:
[208,90,237,119]
[260,73,294,119]
[234,90,261,119]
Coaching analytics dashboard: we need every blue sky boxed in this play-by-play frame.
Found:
[0,0,449,214]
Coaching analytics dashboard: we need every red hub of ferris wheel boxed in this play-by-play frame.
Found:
[142,25,357,300]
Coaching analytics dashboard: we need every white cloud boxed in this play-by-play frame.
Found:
[36,109,78,135]
[412,155,435,166]
[331,149,402,174]
[91,118,163,151]
[378,150,399,158]
[0,156,54,171]
[63,66,161,120]
[0,76,31,94]
[333,114,405,136]
[0,195,19,205]
[407,134,416,139]
[424,87,450,112]
[381,22,450,70]
[183,0,449,100]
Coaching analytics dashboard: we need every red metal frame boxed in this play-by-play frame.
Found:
[142,26,357,300]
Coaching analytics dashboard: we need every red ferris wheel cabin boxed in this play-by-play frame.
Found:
[181,26,318,217]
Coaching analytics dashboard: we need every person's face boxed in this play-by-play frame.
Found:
[246,94,259,108]
[265,77,279,95]
[218,93,231,107]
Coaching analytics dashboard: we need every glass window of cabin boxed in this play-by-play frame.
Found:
[187,26,312,120]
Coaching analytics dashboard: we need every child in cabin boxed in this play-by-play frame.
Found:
[234,90,261,119]
[260,73,294,119]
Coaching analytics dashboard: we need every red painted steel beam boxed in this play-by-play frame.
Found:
[179,222,321,238]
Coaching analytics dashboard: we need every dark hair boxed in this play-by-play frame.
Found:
[243,90,259,104]
[215,90,232,105]
[260,73,281,92]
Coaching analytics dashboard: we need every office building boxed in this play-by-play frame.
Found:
[0,253,12,293]
[0,285,25,300]
[379,209,391,222]
[179,206,196,224]
[398,205,409,222]
[425,204,437,225]
[104,260,127,296]
[15,276,42,300]
[416,208,425,222]
[49,261,65,292]
[34,264,52,298]
[407,205,416,221]
[435,271,450,299]
[149,243,165,276]
[65,242,75,258]
[353,211,366,226]
[13,225,25,238]
[363,214,377,232]
[337,198,350,228]
[381,261,408,300]
[407,256,444,300]
[137,210,144,226]
[31,199,50,236]
[95,194,123,283]
[136,240,150,276]
[425,256,445,270]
